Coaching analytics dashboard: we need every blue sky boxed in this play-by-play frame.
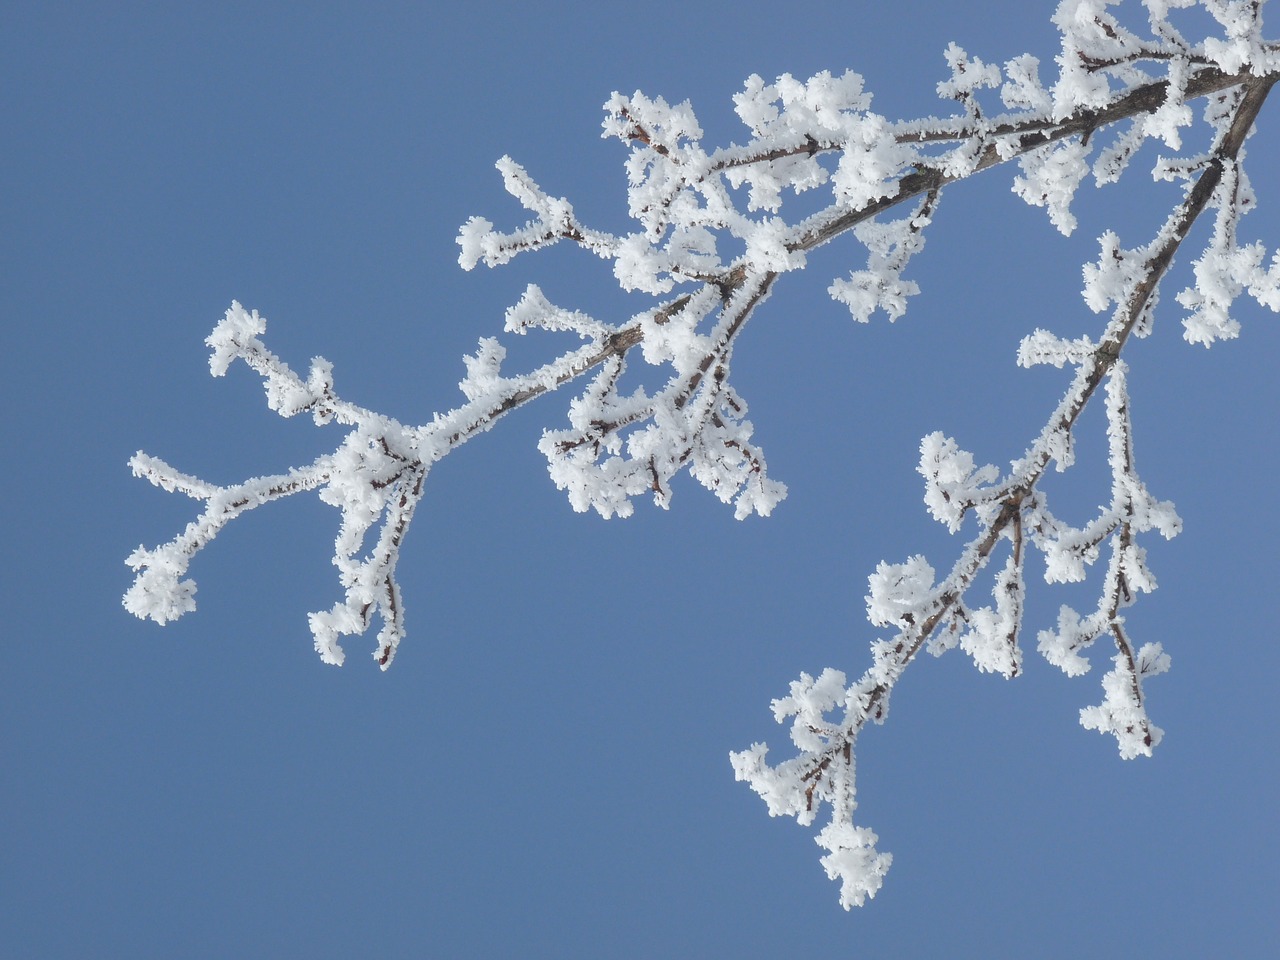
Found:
[3,2,1278,956]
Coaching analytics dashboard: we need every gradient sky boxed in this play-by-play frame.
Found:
[4,2,1278,957]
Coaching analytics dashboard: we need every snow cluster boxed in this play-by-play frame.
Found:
[829,202,933,322]
[918,432,1001,532]
[1013,138,1090,234]
[866,556,936,629]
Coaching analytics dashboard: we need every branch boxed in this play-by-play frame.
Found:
[127,0,1280,910]
[733,68,1275,908]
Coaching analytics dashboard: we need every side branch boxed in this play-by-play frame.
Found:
[733,71,1275,906]
[789,65,1274,255]
[841,70,1267,756]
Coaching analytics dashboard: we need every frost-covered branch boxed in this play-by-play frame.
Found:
[734,8,1278,907]
[128,0,1280,909]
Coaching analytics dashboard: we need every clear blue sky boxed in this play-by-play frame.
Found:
[3,2,1277,956]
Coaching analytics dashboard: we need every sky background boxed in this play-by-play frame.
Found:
[3,1,1278,957]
